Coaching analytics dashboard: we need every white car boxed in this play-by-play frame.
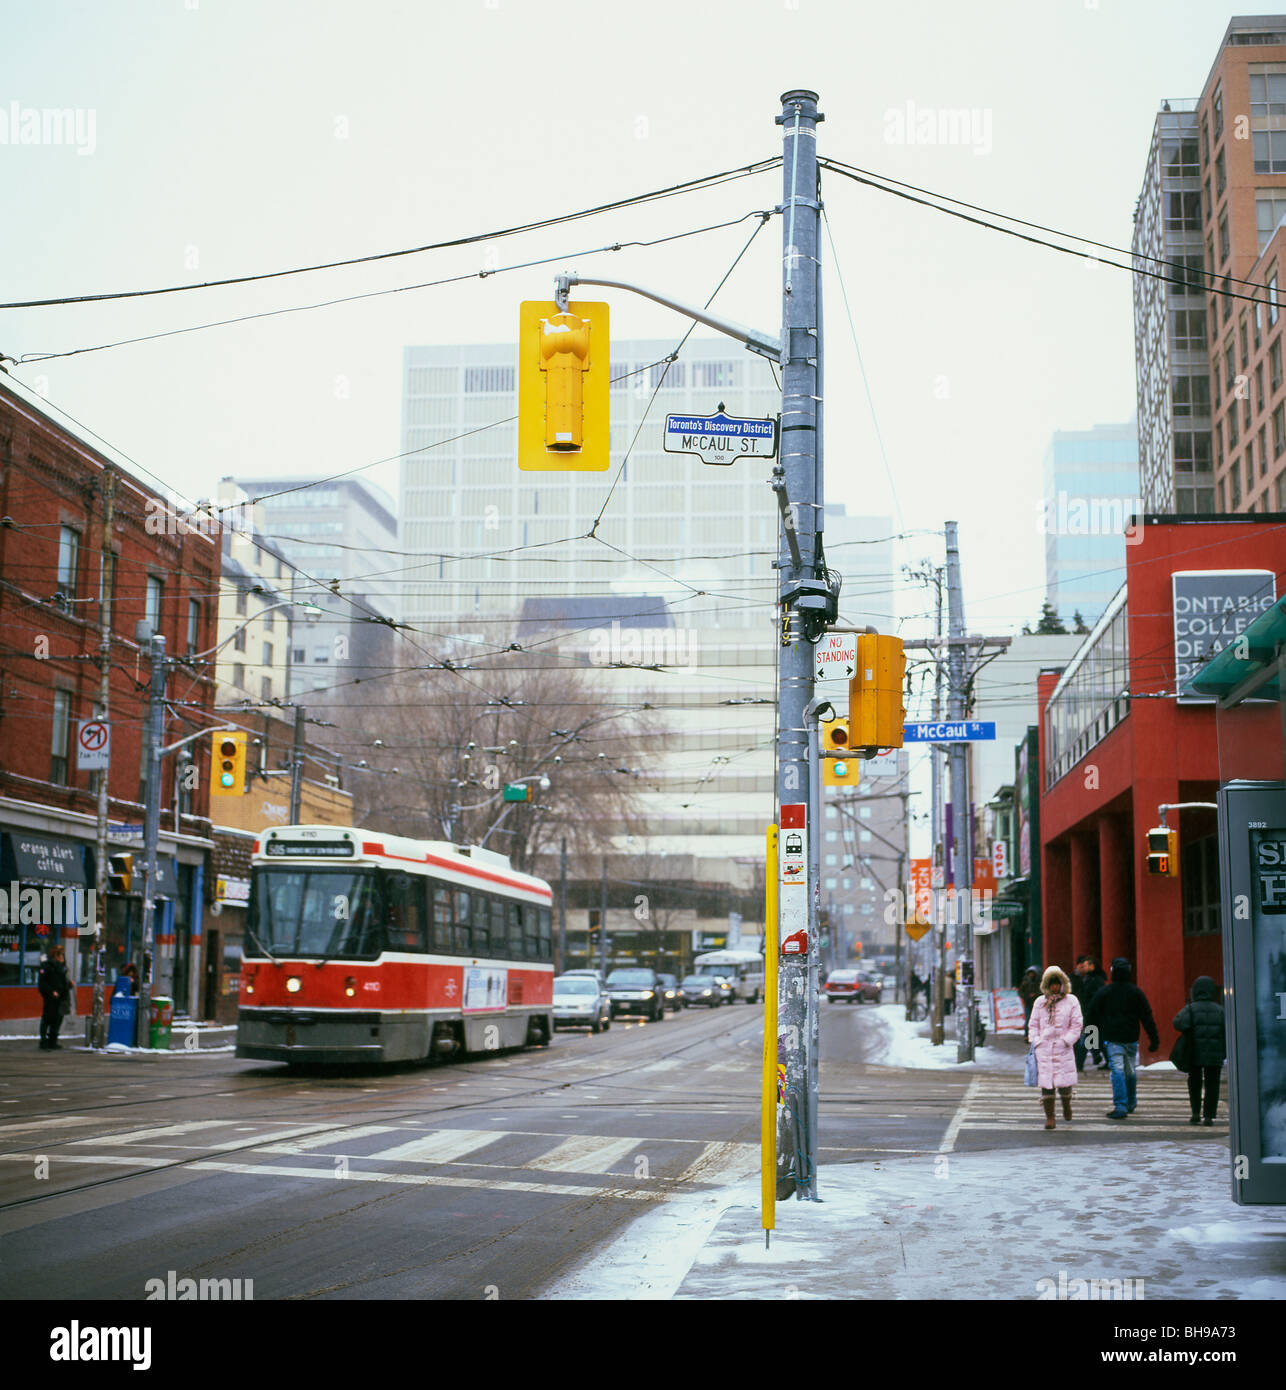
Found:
[551,975,611,1033]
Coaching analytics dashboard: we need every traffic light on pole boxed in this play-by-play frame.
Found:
[822,717,859,788]
[1146,827,1178,877]
[108,852,134,894]
[518,300,610,471]
[850,634,906,751]
[211,731,247,797]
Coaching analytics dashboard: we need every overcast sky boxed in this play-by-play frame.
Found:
[0,0,1242,642]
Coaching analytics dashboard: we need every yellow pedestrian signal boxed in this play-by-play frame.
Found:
[211,730,248,797]
[1146,827,1178,877]
[518,300,610,470]
[850,634,906,750]
[108,852,134,894]
[822,717,859,787]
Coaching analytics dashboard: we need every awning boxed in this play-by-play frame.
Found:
[1,830,88,888]
[1186,593,1286,704]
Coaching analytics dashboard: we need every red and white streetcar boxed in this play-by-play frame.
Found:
[236,825,554,1065]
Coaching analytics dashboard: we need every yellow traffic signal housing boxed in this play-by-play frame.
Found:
[850,634,906,750]
[518,300,610,471]
[822,717,859,788]
[108,852,134,894]
[211,731,248,797]
[1146,827,1178,877]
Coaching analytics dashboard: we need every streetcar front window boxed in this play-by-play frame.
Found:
[246,868,382,959]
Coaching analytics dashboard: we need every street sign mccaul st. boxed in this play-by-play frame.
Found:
[663,410,777,466]
[902,720,996,743]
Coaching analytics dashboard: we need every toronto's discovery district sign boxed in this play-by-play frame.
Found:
[663,411,777,465]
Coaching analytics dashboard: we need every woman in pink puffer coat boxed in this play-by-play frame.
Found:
[1028,966,1083,1129]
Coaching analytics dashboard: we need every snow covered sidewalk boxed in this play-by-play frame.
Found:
[548,1141,1286,1301]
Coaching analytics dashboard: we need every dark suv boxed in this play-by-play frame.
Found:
[605,968,665,1022]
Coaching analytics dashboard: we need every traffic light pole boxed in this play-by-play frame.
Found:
[775,89,824,1201]
[946,522,975,1063]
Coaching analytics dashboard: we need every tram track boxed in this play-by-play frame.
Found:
[0,1004,766,1213]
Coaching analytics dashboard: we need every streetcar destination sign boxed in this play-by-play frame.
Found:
[663,410,777,466]
[902,721,996,742]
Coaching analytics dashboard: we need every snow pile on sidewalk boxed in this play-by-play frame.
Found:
[865,1004,1028,1072]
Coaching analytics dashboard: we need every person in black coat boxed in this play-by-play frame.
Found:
[1084,957,1160,1119]
[1174,976,1226,1126]
[37,945,72,1051]
[1072,955,1108,1070]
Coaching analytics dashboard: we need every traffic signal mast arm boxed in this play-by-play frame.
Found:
[554,272,782,363]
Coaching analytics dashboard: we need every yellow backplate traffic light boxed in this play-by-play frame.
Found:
[822,717,859,788]
[518,300,610,471]
[850,633,906,750]
[211,730,248,797]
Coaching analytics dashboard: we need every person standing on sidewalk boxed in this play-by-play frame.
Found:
[37,944,71,1051]
[1028,966,1083,1129]
[1174,976,1226,1127]
[1085,957,1160,1120]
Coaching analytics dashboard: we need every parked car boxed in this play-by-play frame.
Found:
[656,973,683,1011]
[605,968,665,1022]
[678,974,722,1007]
[824,969,881,1004]
[552,975,612,1033]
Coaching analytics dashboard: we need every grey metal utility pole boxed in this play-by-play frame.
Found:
[775,88,824,1200]
[599,855,608,977]
[289,704,306,823]
[90,468,115,1048]
[946,521,976,1063]
[930,570,945,1046]
[558,837,567,973]
[136,633,166,1048]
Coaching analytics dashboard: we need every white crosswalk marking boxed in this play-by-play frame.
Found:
[366,1129,509,1163]
[255,1125,400,1154]
[525,1135,640,1173]
[0,1116,102,1142]
[952,1075,1227,1135]
[68,1120,243,1146]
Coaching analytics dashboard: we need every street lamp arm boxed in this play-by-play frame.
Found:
[180,600,322,665]
[557,272,782,363]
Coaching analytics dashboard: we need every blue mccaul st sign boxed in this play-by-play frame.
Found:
[663,411,778,465]
[902,721,997,743]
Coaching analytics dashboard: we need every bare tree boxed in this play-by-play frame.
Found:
[317,651,651,875]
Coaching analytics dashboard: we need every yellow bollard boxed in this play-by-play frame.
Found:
[762,825,779,1246]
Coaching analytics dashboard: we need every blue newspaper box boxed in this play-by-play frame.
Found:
[107,994,137,1047]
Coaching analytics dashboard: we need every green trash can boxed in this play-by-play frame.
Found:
[148,997,173,1050]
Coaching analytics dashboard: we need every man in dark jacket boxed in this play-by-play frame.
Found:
[1072,955,1108,1071]
[1084,957,1160,1119]
[1018,967,1041,1041]
[1174,976,1226,1126]
[37,944,71,1051]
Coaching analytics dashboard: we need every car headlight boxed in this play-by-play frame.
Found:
[643,990,655,997]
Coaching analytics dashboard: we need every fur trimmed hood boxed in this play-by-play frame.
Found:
[1040,966,1071,997]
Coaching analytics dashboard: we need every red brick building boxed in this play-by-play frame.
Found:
[1037,514,1283,1058]
[0,377,220,1029]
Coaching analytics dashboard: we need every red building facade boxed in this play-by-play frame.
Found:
[0,379,220,1026]
[1038,515,1284,1058]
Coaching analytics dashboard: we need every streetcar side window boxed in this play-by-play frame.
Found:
[489,897,507,955]
[383,872,427,952]
[430,884,453,952]
[524,904,540,958]
[538,907,552,960]
[453,891,474,953]
[507,901,524,956]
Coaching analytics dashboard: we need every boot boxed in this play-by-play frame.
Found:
[1042,1096,1056,1130]
[1059,1088,1073,1122]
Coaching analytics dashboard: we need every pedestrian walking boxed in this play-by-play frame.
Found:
[38,944,72,1051]
[1027,966,1083,1129]
[1018,966,1041,1041]
[1071,954,1108,1071]
[1173,976,1226,1127]
[1084,957,1161,1120]
[943,969,956,1017]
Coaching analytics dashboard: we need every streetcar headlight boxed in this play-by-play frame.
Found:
[286,977,302,994]
[245,982,254,995]
[345,976,357,997]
